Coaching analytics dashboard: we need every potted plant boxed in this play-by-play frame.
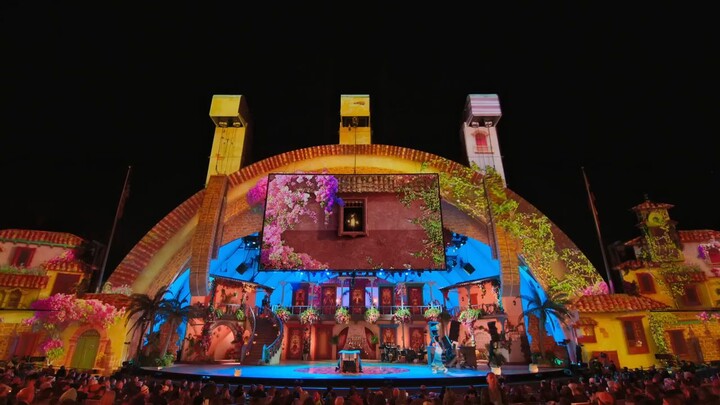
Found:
[488,346,506,375]
[300,307,319,325]
[392,307,412,324]
[424,307,442,322]
[335,306,350,324]
[458,308,482,328]
[365,306,380,324]
[529,352,542,373]
[274,306,290,323]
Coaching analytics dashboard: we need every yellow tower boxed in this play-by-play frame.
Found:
[190,95,253,297]
[206,95,252,185]
[339,94,371,145]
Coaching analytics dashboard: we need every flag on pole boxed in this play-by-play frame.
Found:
[581,166,615,294]
[582,167,599,225]
[117,166,132,219]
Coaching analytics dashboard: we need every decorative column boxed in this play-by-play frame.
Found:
[279,281,287,307]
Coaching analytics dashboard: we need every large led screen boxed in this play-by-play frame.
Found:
[259,173,446,271]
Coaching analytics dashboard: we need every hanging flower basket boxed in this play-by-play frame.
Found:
[365,306,380,324]
[300,307,320,325]
[458,308,482,328]
[392,307,412,324]
[335,306,350,324]
[274,306,291,323]
[423,307,442,322]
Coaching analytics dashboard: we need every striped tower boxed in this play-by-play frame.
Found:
[460,94,506,186]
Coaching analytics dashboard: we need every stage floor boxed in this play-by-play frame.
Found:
[140,361,567,389]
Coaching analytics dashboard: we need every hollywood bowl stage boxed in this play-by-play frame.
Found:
[140,361,569,389]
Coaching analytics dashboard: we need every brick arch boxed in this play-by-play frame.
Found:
[108,144,573,296]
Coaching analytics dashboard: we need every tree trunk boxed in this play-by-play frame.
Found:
[538,314,546,358]
[135,320,148,361]
[161,319,177,359]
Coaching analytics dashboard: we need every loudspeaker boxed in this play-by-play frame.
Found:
[487,321,500,341]
[236,263,249,275]
[449,320,461,342]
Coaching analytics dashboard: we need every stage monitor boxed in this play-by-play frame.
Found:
[259,173,446,272]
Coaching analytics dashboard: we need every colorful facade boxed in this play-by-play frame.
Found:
[4,94,626,373]
[571,198,720,368]
[0,229,129,374]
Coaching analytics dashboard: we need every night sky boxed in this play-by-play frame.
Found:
[2,4,718,279]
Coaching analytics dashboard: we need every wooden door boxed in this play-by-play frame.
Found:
[71,330,100,370]
[314,325,334,360]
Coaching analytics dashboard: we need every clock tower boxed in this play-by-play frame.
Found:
[632,196,683,262]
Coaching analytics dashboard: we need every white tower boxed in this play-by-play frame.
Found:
[460,94,506,185]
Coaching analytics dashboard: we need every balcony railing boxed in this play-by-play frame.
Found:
[273,303,505,322]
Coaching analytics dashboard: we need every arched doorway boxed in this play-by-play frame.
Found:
[207,321,244,361]
[71,329,100,370]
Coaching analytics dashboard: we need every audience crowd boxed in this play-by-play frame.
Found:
[1,357,720,405]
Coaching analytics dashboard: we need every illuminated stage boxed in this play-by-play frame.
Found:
[140,361,568,389]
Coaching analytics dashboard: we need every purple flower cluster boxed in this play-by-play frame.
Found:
[260,171,342,270]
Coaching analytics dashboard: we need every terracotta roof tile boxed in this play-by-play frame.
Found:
[631,201,674,211]
[570,293,670,313]
[82,293,132,310]
[0,229,85,247]
[626,231,720,247]
[616,260,660,270]
[679,230,720,243]
[0,273,49,289]
[42,260,90,273]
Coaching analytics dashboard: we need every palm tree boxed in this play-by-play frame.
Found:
[156,292,204,360]
[519,288,572,360]
[126,286,171,361]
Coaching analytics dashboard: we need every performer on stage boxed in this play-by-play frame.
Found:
[430,340,448,374]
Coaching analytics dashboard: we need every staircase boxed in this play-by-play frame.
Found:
[242,316,279,365]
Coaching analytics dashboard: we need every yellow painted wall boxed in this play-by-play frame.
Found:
[0,289,40,310]
[579,312,658,369]
[54,317,128,375]
[625,271,675,308]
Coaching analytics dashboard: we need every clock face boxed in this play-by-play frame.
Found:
[647,210,666,227]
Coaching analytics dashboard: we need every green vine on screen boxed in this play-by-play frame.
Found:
[640,224,683,262]
[657,263,702,299]
[398,176,445,268]
[422,159,601,295]
[649,312,678,353]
